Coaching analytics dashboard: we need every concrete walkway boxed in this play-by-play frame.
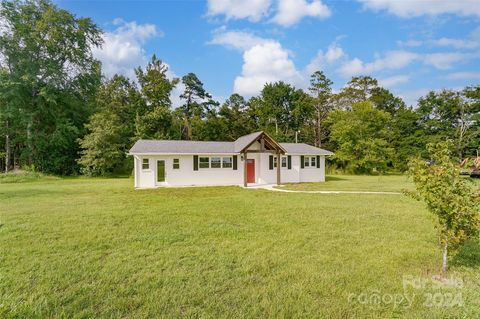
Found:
[248,184,402,195]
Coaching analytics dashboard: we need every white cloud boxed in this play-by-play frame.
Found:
[422,52,474,69]
[272,0,331,26]
[207,0,271,22]
[397,27,480,51]
[378,75,409,88]
[209,28,271,51]
[443,72,480,80]
[207,0,331,26]
[337,50,418,77]
[93,19,160,79]
[358,0,480,18]
[92,19,185,108]
[431,27,480,49]
[234,42,303,96]
[306,42,345,74]
[324,43,345,63]
[210,29,304,95]
[433,37,477,49]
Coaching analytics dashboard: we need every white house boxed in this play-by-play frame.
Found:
[128,131,333,188]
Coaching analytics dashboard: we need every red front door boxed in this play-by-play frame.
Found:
[247,159,255,183]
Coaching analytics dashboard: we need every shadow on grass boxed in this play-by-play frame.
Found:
[325,176,348,182]
[451,240,480,268]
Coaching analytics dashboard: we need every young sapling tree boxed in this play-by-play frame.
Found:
[407,141,480,273]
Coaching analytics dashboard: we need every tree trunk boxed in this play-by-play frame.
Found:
[315,107,320,147]
[27,120,32,165]
[457,103,467,160]
[442,240,448,274]
[5,120,10,173]
[186,119,192,140]
[318,124,322,148]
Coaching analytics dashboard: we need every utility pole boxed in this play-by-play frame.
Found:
[295,130,299,143]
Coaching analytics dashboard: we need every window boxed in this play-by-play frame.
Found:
[199,156,234,169]
[222,157,232,168]
[211,157,221,168]
[199,157,210,168]
[302,156,318,168]
[173,158,180,169]
[304,156,310,167]
[273,156,278,168]
[281,156,287,168]
[142,158,149,170]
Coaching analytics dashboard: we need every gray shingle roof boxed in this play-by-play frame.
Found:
[129,132,333,155]
[279,143,333,155]
[233,131,263,152]
[129,140,235,154]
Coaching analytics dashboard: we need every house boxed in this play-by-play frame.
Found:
[128,131,333,188]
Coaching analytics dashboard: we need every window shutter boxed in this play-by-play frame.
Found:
[287,155,292,169]
[269,155,273,170]
[300,155,304,169]
[233,155,237,170]
[316,155,320,168]
[193,155,198,171]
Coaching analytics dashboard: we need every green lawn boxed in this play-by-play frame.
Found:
[1,177,479,318]
[279,175,415,192]
[279,174,480,192]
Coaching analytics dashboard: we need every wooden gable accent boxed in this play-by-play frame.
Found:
[241,132,286,154]
[242,131,285,187]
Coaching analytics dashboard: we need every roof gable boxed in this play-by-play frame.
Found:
[233,131,286,153]
[233,131,263,152]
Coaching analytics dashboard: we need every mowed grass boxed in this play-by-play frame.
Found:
[1,177,479,318]
[280,174,480,192]
[279,175,415,192]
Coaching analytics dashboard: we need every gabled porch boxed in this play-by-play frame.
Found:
[236,132,286,187]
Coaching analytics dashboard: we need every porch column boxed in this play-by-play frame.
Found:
[276,152,281,185]
[243,151,248,187]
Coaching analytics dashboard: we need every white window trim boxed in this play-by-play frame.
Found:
[281,156,288,169]
[303,156,318,169]
[173,158,180,169]
[222,156,233,168]
[199,156,234,169]
[142,158,151,171]
[210,157,222,169]
[199,157,210,169]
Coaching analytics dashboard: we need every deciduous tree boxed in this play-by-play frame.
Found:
[0,0,102,174]
[416,88,480,159]
[327,101,393,173]
[407,141,480,273]
[78,76,138,175]
[251,81,314,142]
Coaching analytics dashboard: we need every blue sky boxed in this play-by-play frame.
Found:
[56,0,480,106]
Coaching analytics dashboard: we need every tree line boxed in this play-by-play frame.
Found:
[1,0,479,176]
